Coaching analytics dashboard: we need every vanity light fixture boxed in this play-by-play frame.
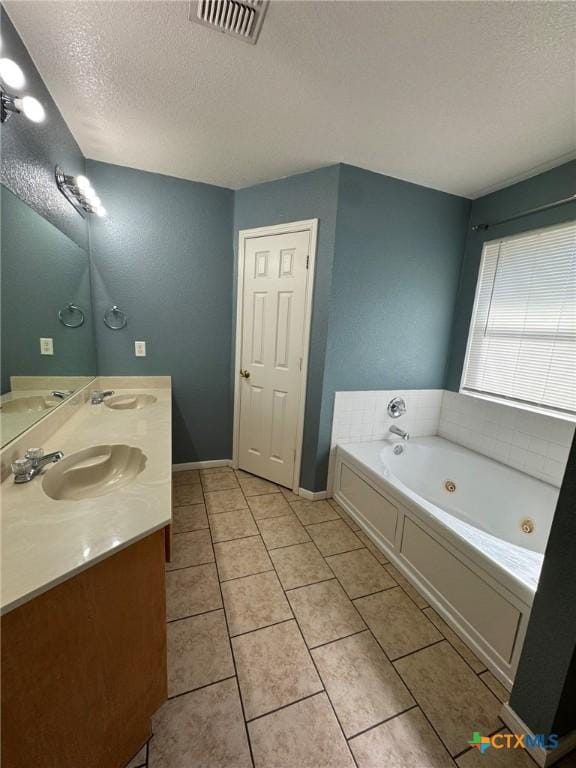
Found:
[55,166,107,218]
[0,57,45,124]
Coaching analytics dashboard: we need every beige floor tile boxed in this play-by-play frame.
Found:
[171,503,208,533]
[326,548,396,598]
[166,563,222,621]
[312,631,414,737]
[248,693,356,768]
[205,489,247,514]
[149,678,251,768]
[201,472,240,492]
[239,475,280,496]
[423,607,487,674]
[329,500,361,531]
[349,707,455,768]
[306,519,363,556]
[394,641,501,756]
[209,509,259,543]
[166,530,214,571]
[257,513,311,549]
[291,499,340,525]
[287,579,365,648]
[125,744,147,768]
[479,671,509,703]
[356,530,389,563]
[270,542,333,590]
[173,483,204,507]
[385,564,428,608]
[221,571,292,636]
[248,493,292,520]
[214,535,273,581]
[280,487,300,502]
[200,466,234,476]
[233,620,323,720]
[167,610,234,697]
[354,587,441,660]
[172,469,200,486]
[456,730,538,768]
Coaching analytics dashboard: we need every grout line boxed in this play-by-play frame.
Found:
[206,506,249,516]
[308,628,368,652]
[165,558,215,573]
[166,674,237,702]
[422,606,489,677]
[229,617,295,640]
[389,638,445,664]
[284,576,340,595]
[345,703,419,742]
[245,690,326,725]
[166,605,224,624]
[218,566,275,584]
[208,497,257,768]
[263,547,360,768]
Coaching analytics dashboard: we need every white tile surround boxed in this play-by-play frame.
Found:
[438,391,574,488]
[330,389,574,489]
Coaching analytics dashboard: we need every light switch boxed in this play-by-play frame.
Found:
[135,341,146,357]
[40,337,54,355]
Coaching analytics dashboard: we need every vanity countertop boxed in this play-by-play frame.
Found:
[0,386,172,614]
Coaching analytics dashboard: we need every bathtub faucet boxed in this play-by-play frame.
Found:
[389,424,410,441]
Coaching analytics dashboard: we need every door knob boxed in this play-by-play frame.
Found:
[240,369,251,379]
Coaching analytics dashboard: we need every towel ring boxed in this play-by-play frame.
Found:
[104,305,128,330]
[58,303,85,328]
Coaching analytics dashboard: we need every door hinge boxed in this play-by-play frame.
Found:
[306,255,309,269]
[298,357,303,371]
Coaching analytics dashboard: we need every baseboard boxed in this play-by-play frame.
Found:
[298,488,328,501]
[172,459,233,471]
[500,703,576,766]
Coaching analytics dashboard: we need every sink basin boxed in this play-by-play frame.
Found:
[104,394,157,410]
[42,444,146,501]
[1,396,57,414]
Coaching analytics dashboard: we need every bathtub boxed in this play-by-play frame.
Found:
[331,436,559,688]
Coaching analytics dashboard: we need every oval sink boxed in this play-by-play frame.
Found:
[1,396,57,414]
[104,394,157,410]
[42,444,146,501]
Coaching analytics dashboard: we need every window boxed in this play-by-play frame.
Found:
[461,220,576,419]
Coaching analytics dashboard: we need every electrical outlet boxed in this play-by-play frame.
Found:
[135,341,146,357]
[40,337,54,355]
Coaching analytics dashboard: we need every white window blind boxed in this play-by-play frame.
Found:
[461,220,576,418]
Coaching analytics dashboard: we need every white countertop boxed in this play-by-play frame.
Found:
[1,387,172,614]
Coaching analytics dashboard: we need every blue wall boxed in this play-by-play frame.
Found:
[446,160,576,391]
[311,164,471,490]
[233,166,340,490]
[0,7,88,249]
[87,160,235,464]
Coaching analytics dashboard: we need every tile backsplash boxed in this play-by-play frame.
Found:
[438,391,574,488]
[329,388,574,490]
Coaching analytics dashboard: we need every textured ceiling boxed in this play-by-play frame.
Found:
[5,0,576,197]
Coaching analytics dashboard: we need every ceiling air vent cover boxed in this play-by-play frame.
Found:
[189,0,269,44]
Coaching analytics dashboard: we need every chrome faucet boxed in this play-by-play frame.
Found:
[50,390,72,399]
[389,424,410,441]
[11,448,64,484]
[90,390,115,405]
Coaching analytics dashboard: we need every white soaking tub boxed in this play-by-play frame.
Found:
[332,436,559,688]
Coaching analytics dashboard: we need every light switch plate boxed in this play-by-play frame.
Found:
[40,337,54,355]
[135,341,146,357]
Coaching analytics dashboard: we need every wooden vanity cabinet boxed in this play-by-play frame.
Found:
[1,529,167,768]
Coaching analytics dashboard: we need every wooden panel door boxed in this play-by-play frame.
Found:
[238,230,310,487]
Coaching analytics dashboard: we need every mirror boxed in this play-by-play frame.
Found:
[1,187,97,446]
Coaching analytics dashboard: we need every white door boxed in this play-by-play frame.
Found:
[237,228,312,488]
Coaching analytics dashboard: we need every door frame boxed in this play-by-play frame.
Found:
[232,218,319,493]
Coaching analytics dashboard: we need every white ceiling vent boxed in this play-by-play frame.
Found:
[189,0,269,44]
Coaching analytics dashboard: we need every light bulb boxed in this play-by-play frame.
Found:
[89,195,101,207]
[75,175,91,191]
[14,95,45,123]
[94,205,106,218]
[0,58,25,89]
[84,188,99,203]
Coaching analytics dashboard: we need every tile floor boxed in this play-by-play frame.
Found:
[125,468,572,768]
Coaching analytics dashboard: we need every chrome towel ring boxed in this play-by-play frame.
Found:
[104,305,127,330]
[58,303,85,328]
